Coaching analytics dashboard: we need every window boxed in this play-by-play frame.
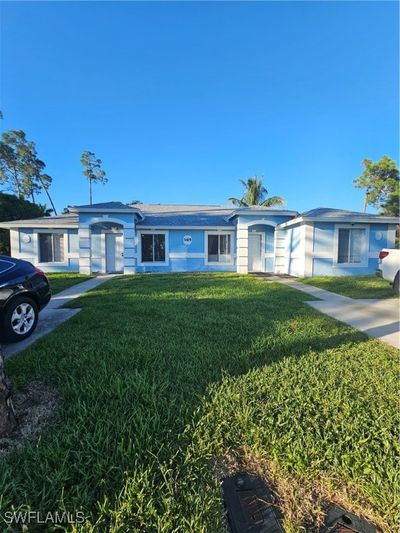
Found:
[141,233,166,263]
[337,228,365,264]
[207,233,232,263]
[39,233,65,263]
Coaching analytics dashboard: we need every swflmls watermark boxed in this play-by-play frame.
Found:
[3,510,85,525]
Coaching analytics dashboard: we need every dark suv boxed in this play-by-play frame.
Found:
[0,256,51,342]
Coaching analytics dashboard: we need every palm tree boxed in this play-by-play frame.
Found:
[228,176,285,207]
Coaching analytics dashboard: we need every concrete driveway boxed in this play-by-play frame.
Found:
[3,275,115,360]
[266,277,400,349]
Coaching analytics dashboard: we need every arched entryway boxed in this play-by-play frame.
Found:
[90,221,124,274]
[247,223,275,273]
[236,219,277,274]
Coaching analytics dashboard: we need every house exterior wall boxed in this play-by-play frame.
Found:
[311,222,396,276]
[78,212,137,274]
[277,221,397,277]
[274,222,307,276]
[235,214,293,274]
[134,228,236,273]
[6,212,397,278]
[10,227,79,272]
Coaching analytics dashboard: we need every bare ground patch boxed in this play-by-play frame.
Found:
[214,447,388,532]
[0,380,59,456]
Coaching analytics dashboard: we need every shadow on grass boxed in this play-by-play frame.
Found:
[0,273,378,528]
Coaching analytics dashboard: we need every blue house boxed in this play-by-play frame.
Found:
[0,202,397,277]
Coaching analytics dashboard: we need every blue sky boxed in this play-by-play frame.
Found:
[1,1,398,213]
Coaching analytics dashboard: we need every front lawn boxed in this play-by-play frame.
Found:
[300,275,396,299]
[45,272,93,294]
[1,274,398,531]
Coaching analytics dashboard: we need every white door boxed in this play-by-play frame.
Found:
[248,233,263,272]
[105,233,124,273]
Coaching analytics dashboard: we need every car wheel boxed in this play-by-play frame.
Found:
[1,297,39,343]
[393,272,400,295]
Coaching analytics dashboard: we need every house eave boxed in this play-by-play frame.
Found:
[277,215,399,229]
[227,209,299,221]
[136,225,234,231]
[0,222,78,229]
[68,206,145,220]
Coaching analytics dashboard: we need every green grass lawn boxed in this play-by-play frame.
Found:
[1,274,398,531]
[45,272,93,294]
[300,275,396,299]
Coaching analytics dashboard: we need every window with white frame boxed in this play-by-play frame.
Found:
[38,233,65,263]
[337,228,366,264]
[207,233,232,263]
[141,233,166,262]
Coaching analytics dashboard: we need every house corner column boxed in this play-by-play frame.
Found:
[78,226,91,275]
[9,229,20,258]
[236,223,248,274]
[123,222,137,274]
[387,225,397,248]
[303,223,314,277]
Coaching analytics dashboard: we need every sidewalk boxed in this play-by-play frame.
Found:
[264,276,400,349]
[3,274,115,360]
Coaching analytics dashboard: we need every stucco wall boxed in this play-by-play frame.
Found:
[11,228,79,272]
[312,257,381,276]
[135,228,236,273]
[235,214,294,274]
[276,220,396,278]
[7,215,396,278]
[78,212,137,274]
[311,222,395,277]
[313,222,334,254]
[275,222,305,276]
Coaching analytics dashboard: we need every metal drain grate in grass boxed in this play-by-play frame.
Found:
[321,505,377,533]
[221,474,377,533]
[221,472,284,533]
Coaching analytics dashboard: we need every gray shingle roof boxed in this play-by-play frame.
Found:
[138,208,233,227]
[301,207,379,218]
[70,201,135,210]
[136,204,234,227]
[0,214,78,228]
[277,206,399,228]
[137,203,232,213]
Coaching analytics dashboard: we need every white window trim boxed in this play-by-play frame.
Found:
[205,231,235,266]
[333,224,369,268]
[35,229,69,266]
[138,230,169,266]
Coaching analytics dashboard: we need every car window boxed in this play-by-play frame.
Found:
[0,259,16,274]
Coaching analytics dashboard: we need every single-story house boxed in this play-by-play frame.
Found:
[0,202,397,277]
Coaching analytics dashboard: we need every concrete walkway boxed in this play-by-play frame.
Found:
[3,274,115,360]
[47,274,116,309]
[265,276,400,349]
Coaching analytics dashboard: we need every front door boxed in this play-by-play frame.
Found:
[248,233,263,272]
[105,233,123,273]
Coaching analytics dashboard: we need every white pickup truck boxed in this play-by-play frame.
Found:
[377,249,400,294]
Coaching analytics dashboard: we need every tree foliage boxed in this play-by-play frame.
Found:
[80,151,107,205]
[354,156,399,216]
[0,193,50,255]
[0,130,57,214]
[229,177,285,207]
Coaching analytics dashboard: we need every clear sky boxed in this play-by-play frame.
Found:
[1,1,398,214]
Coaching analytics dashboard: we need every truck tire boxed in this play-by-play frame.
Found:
[393,272,400,295]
